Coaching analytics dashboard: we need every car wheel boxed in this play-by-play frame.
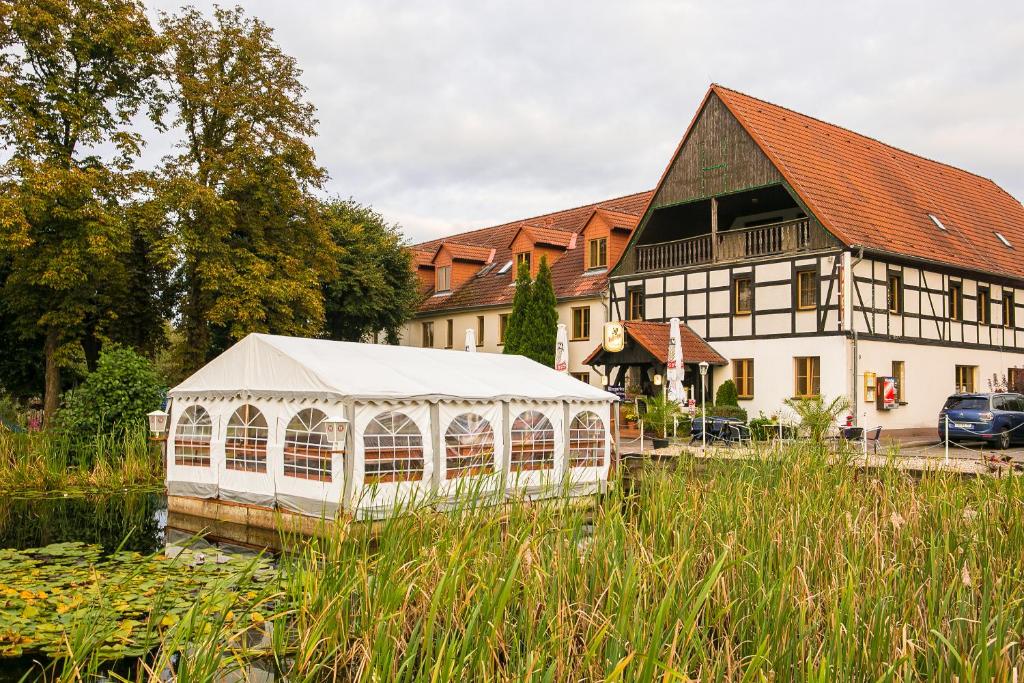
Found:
[997,431,1011,450]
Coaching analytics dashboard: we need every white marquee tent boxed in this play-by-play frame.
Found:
[165,334,617,520]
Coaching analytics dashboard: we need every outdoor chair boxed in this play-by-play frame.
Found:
[727,423,752,447]
[865,426,882,454]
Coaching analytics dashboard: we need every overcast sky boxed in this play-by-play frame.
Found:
[143,0,1024,245]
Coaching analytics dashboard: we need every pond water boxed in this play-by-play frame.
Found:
[0,491,283,681]
[0,489,167,554]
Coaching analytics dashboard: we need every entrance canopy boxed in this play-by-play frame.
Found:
[170,333,617,403]
[584,321,726,369]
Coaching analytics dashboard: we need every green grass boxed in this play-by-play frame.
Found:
[0,425,163,494]
[21,446,1024,680]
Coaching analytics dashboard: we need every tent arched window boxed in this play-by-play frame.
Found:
[568,411,605,468]
[284,408,332,482]
[174,405,212,467]
[510,410,555,471]
[225,404,268,473]
[445,413,495,477]
[363,411,424,483]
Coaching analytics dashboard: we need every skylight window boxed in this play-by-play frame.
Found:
[497,260,512,274]
[927,213,947,231]
[995,232,1013,248]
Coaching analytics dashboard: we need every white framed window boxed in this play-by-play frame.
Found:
[363,411,424,483]
[225,404,268,473]
[174,405,212,467]
[284,408,331,482]
[568,411,604,468]
[444,413,495,478]
[510,410,555,471]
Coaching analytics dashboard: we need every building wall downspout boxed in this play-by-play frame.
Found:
[849,247,864,425]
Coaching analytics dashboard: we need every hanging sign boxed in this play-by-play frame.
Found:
[603,322,625,353]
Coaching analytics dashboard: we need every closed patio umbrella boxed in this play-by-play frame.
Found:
[555,323,569,372]
[667,317,685,402]
[464,328,476,352]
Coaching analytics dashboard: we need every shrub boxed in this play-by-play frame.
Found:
[748,413,776,441]
[715,379,740,407]
[708,404,747,422]
[59,346,165,437]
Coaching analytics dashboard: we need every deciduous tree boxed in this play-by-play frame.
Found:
[159,6,332,373]
[0,0,164,420]
[321,199,419,344]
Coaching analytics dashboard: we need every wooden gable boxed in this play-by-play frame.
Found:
[650,92,784,211]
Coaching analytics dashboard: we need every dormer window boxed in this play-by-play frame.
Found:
[588,238,607,269]
[515,251,531,273]
[436,265,451,292]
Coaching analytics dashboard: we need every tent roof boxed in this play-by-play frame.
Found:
[168,333,617,403]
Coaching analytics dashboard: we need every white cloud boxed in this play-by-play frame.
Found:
[143,0,1024,243]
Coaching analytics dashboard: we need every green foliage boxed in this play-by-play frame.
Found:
[0,541,274,660]
[0,0,165,417]
[708,404,748,422]
[524,256,558,367]
[502,260,532,356]
[59,347,164,437]
[715,379,740,407]
[748,413,777,441]
[322,198,420,344]
[784,394,851,445]
[8,457,1024,679]
[159,5,331,374]
[640,392,683,438]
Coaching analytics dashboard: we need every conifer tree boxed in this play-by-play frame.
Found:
[503,260,532,356]
[525,256,558,367]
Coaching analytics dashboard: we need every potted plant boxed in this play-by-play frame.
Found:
[639,393,682,449]
[623,406,639,429]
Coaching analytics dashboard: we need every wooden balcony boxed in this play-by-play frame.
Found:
[635,218,833,272]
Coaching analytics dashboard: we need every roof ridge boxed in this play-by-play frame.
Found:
[711,83,1002,187]
[412,189,652,249]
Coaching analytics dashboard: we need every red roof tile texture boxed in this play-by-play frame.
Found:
[628,321,726,365]
[414,191,651,314]
[511,225,577,249]
[712,84,1024,281]
[583,321,726,365]
[438,243,495,264]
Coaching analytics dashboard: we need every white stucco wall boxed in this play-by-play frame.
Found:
[853,339,1024,431]
[398,297,608,384]
[711,335,850,422]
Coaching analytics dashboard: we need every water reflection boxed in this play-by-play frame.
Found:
[0,490,166,554]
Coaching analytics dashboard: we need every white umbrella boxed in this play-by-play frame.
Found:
[464,328,476,352]
[667,317,685,402]
[555,323,569,372]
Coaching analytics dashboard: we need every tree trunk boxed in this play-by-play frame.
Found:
[43,329,60,425]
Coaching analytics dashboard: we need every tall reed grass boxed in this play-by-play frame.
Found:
[30,446,1024,680]
[0,426,162,494]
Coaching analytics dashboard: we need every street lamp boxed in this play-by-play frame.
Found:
[652,373,662,386]
[698,362,709,450]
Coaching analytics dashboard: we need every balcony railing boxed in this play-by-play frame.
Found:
[635,218,832,272]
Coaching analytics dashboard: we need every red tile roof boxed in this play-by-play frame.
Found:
[411,248,436,268]
[710,84,1024,281]
[413,191,652,314]
[509,225,577,249]
[437,243,495,264]
[584,321,727,366]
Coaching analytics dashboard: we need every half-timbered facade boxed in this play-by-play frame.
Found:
[603,84,1024,432]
